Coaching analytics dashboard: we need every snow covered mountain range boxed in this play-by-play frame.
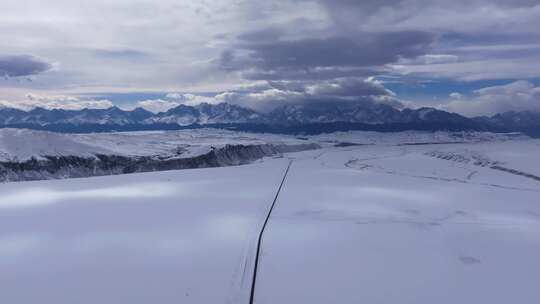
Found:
[0,103,264,126]
[1,101,539,135]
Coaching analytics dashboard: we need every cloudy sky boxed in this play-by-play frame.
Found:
[1,0,540,116]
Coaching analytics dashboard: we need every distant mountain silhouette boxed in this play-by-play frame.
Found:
[1,102,539,136]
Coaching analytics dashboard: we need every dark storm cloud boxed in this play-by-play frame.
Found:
[92,49,151,60]
[218,50,239,72]
[237,32,433,69]
[313,0,405,13]
[242,67,377,81]
[237,28,284,43]
[312,0,540,36]
[314,0,539,12]
[0,55,52,78]
[259,78,393,98]
[222,31,434,81]
[305,77,392,97]
[202,76,400,112]
[214,0,440,110]
[208,0,540,114]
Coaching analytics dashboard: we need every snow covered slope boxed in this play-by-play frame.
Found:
[256,138,540,304]
[0,128,112,161]
[0,159,290,304]
[1,130,539,303]
[0,128,318,181]
[0,128,308,161]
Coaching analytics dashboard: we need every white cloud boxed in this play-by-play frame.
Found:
[173,93,217,106]
[0,0,324,93]
[449,92,463,99]
[209,78,400,111]
[136,93,219,113]
[304,77,394,97]
[443,80,540,117]
[421,54,459,64]
[165,93,183,99]
[135,99,180,113]
[166,92,217,105]
[400,54,459,65]
[0,93,113,111]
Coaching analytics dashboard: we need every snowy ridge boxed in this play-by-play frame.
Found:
[0,128,111,161]
[0,128,310,161]
[0,128,319,182]
[309,130,528,147]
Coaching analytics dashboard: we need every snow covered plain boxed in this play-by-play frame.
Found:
[0,158,290,304]
[1,130,539,303]
[256,137,540,304]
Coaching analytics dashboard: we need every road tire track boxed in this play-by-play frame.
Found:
[249,160,293,304]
